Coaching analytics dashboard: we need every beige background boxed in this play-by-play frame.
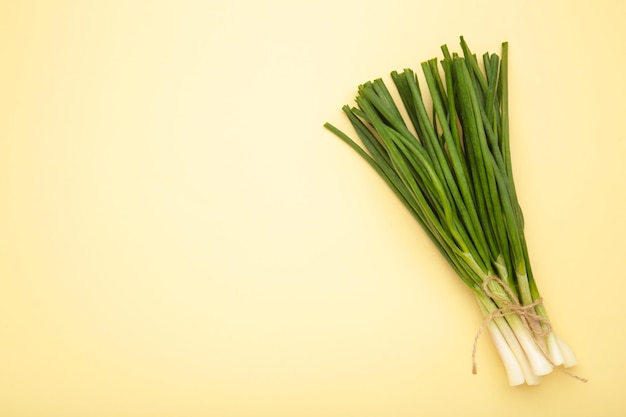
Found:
[1,0,625,416]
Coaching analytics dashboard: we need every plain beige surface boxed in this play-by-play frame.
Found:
[1,0,625,416]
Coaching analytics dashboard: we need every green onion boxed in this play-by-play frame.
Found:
[324,37,582,386]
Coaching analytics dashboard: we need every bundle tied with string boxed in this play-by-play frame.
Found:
[324,37,585,386]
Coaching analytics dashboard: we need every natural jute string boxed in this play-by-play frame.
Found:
[472,276,588,383]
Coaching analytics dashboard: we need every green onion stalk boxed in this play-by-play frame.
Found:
[324,37,579,386]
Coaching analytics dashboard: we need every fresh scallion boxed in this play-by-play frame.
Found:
[324,37,584,386]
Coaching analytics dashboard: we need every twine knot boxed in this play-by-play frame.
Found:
[471,276,587,383]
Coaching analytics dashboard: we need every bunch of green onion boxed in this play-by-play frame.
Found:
[324,38,581,386]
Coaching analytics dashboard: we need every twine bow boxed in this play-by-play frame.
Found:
[472,276,588,383]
